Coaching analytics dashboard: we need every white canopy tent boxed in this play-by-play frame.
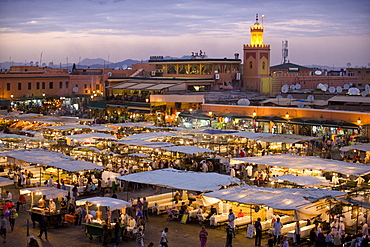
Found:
[231,154,370,176]
[64,133,117,143]
[232,131,273,140]
[128,153,148,157]
[44,160,104,172]
[42,125,93,131]
[20,187,68,200]
[203,185,345,220]
[257,134,320,144]
[161,146,214,154]
[73,146,101,153]
[0,148,73,165]
[113,139,175,148]
[271,174,331,187]
[340,143,370,152]
[122,132,181,141]
[76,196,131,211]
[116,168,241,192]
[0,177,13,187]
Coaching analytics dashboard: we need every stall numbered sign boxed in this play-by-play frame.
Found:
[246,224,254,238]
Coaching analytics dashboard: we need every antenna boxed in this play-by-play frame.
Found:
[281,40,288,64]
[256,13,258,23]
[262,15,265,27]
[40,52,43,66]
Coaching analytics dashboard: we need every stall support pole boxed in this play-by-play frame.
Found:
[39,166,42,186]
[250,205,252,225]
[57,168,60,184]
[31,192,34,208]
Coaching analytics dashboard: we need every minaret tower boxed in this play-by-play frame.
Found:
[243,14,271,93]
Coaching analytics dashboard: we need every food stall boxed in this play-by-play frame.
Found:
[0,177,14,206]
[20,187,68,227]
[76,196,131,242]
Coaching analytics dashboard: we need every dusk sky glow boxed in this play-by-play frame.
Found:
[1,0,369,67]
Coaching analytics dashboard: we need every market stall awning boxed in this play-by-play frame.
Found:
[161,145,214,154]
[128,153,148,157]
[42,124,93,131]
[73,146,101,153]
[257,134,320,144]
[113,139,175,148]
[116,168,241,192]
[0,177,14,187]
[76,196,131,210]
[231,154,370,176]
[0,148,73,165]
[204,185,345,210]
[339,143,370,152]
[232,131,273,140]
[121,132,181,141]
[20,187,68,199]
[64,133,117,142]
[271,174,331,187]
[44,160,104,172]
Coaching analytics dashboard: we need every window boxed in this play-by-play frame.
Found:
[96,85,99,90]
[262,62,265,70]
[28,82,31,90]
[49,82,53,89]
[36,82,40,89]
[42,82,45,89]
[84,84,87,89]
[6,83,10,91]
[18,83,22,90]
[249,61,253,69]
[65,81,69,88]
[59,82,63,89]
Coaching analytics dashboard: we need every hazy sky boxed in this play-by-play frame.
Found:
[1,0,369,67]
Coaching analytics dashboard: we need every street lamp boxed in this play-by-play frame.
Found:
[252,110,257,117]
[285,112,289,119]
[357,118,362,125]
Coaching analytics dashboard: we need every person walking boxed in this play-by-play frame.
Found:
[8,205,16,231]
[1,214,6,243]
[142,197,149,222]
[113,218,121,247]
[135,226,144,247]
[225,226,233,247]
[199,226,208,247]
[272,217,283,246]
[160,227,169,247]
[294,221,301,246]
[254,217,262,247]
[38,213,48,240]
[228,209,236,237]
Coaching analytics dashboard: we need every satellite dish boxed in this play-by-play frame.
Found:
[336,86,343,93]
[281,85,289,93]
[237,99,250,106]
[72,87,78,93]
[114,67,120,70]
[329,87,336,93]
[317,83,324,89]
[349,83,353,86]
[365,84,370,92]
[319,84,327,91]
[297,102,304,108]
[276,95,283,99]
[295,84,301,90]
[290,85,296,90]
[287,94,293,99]
[122,64,128,70]
[315,70,322,75]
[361,91,367,97]
[107,72,112,77]
[324,84,329,90]
[343,84,350,89]
[348,88,360,95]
[307,95,314,100]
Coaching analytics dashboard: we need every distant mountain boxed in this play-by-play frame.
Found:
[305,64,345,71]
[80,58,108,66]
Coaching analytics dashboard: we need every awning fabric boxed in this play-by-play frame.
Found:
[203,185,345,219]
[116,168,240,192]
[0,148,73,165]
[0,177,13,186]
[232,154,370,176]
[122,132,181,141]
[73,146,101,152]
[232,132,319,143]
[339,143,370,152]
[113,139,175,148]
[42,125,92,131]
[271,174,330,187]
[232,131,273,140]
[45,160,104,172]
[128,153,148,157]
[161,146,214,154]
[20,187,68,200]
[64,133,117,142]
[76,196,131,211]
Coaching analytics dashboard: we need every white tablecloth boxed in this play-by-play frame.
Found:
[210,213,229,226]
[269,221,307,235]
[235,216,251,226]
[287,224,316,242]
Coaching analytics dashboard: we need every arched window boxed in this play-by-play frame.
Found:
[249,61,253,69]
[167,65,176,74]
[262,62,265,70]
